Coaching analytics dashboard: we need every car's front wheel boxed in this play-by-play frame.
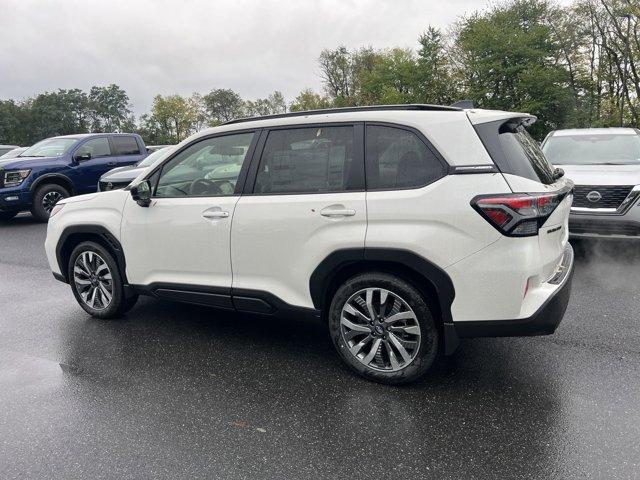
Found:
[31,184,69,222]
[68,241,138,319]
[328,272,439,385]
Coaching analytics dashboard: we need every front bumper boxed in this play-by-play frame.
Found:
[0,188,31,212]
[569,195,640,239]
[570,216,640,239]
[453,243,574,338]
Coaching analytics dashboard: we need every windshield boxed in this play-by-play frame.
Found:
[138,147,174,167]
[20,138,79,158]
[543,133,640,165]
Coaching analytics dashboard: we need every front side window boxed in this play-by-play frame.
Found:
[76,138,112,158]
[155,132,254,197]
[365,125,445,189]
[112,136,141,155]
[21,138,79,157]
[253,126,357,194]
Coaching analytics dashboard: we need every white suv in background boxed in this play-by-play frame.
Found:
[542,128,640,239]
[45,105,574,384]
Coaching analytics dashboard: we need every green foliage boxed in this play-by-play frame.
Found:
[88,84,134,132]
[244,91,287,116]
[289,89,331,111]
[451,0,573,137]
[139,94,201,144]
[203,88,245,124]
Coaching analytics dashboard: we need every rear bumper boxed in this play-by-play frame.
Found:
[453,243,574,338]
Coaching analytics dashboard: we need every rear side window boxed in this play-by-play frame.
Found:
[254,126,359,194]
[112,136,141,155]
[365,125,445,189]
[475,120,555,185]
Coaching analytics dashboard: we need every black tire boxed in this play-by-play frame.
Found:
[68,241,138,319]
[30,183,70,222]
[0,211,18,221]
[328,272,439,385]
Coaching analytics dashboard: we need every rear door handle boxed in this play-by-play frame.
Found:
[107,161,117,166]
[202,209,229,219]
[320,206,356,217]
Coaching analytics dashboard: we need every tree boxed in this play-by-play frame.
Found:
[451,0,573,137]
[358,48,417,105]
[244,91,288,116]
[28,89,91,141]
[203,88,245,124]
[318,46,381,105]
[416,27,457,105]
[289,89,331,111]
[142,94,199,144]
[88,84,134,132]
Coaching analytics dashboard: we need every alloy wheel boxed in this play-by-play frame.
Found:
[340,288,421,372]
[73,251,113,311]
[42,191,64,214]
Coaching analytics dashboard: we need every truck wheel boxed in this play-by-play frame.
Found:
[31,184,69,222]
[68,241,138,319]
[328,272,439,385]
[0,211,18,221]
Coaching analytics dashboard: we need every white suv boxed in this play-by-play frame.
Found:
[45,105,574,384]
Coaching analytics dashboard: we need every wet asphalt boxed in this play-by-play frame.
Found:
[0,215,639,480]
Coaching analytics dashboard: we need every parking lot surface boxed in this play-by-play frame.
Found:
[1,215,639,479]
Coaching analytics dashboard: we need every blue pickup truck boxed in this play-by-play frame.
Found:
[0,133,146,221]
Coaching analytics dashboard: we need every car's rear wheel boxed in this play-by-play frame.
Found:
[328,272,439,385]
[68,241,138,319]
[31,184,69,222]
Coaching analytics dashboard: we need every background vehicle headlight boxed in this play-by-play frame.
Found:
[4,169,31,187]
[49,203,65,218]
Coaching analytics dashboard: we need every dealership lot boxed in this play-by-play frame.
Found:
[1,216,639,479]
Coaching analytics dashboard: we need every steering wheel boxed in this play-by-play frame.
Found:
[189,178,235,196]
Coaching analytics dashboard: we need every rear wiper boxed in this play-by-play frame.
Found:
[552,167,564,180]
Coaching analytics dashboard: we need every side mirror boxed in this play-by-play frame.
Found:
[74,152,92,162]
[130,180,152,207]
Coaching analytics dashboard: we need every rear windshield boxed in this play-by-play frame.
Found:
[543,133,640,165]
[475,120,556,185]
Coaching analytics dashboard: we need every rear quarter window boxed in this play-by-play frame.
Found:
[365,125,446,190]
[475,120,555,185]
[112,136,141,155]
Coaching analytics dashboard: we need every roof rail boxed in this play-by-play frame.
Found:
[222,104,462,126]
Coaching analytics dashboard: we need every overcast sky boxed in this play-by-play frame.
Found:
[1,0,571,116]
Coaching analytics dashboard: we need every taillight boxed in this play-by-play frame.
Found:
[471,190,570,237]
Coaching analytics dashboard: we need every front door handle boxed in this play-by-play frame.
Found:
[320,206,356,217]
[202,210,229,219]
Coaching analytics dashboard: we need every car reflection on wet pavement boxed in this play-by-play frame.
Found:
[1,215,639,479]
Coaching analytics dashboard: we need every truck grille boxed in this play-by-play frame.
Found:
[572,185,633,209]
[570,218,640,236]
